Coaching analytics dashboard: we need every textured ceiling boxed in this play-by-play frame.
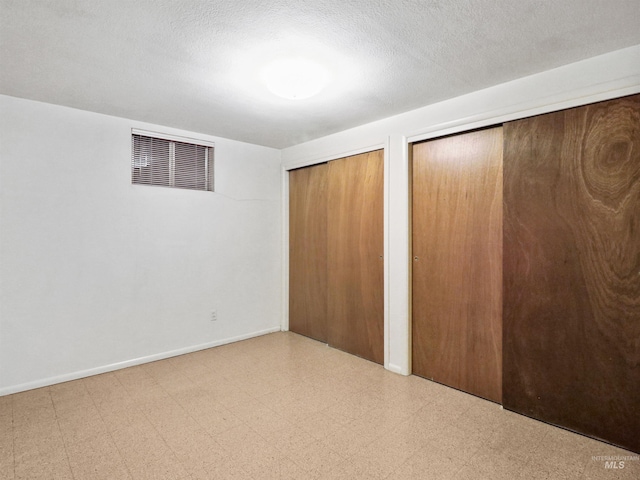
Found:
[1,0,639,148]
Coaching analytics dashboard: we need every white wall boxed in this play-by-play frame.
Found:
[281,45,640,376]
[0,95,283,395]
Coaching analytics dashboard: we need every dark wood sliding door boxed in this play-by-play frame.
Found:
[412,127,503,403]
[503,94,640,453]
[289,163,328,342]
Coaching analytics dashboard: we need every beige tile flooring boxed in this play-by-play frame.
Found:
[0,332,638,479]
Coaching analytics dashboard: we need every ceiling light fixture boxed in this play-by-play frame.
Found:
[261,58,330,100]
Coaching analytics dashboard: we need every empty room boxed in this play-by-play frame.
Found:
[1,1,639,479]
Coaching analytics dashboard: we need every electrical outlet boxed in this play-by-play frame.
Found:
[211,310,217,322]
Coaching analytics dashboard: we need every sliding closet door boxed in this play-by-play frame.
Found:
[412,127,503,403]
[503,94,640,453]
[327,150,384,364]
[289,163,328,342]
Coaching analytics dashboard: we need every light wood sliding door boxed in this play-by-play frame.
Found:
[289,163,328,342]
[412,127,503,403]
[327,150,384,364]
[503,94,640,453]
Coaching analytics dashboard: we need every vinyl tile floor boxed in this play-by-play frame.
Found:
[0,332,637,479]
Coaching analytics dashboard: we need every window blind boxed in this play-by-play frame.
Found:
[131,133,214,191]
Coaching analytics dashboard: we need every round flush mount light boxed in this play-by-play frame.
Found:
[261,58,330,100]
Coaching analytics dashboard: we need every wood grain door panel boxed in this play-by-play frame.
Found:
[289,163,328,342]
[412,127,503,403]
[503,94,640,453]
[327,150,384,364]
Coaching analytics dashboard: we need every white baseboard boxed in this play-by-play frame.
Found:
[0,326,282,396]
[386,363,410,376]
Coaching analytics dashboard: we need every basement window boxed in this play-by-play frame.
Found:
[131,130,214,191]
